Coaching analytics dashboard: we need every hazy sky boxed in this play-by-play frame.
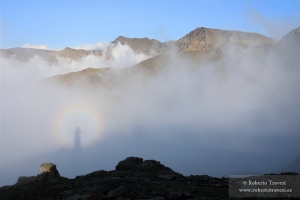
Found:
[1,0,300,49]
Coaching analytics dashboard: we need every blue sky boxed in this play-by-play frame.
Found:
[1,0,300,49]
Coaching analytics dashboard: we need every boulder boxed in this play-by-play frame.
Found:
[116,157,173,172]
[36,163,60,182]
[115,156,143,170]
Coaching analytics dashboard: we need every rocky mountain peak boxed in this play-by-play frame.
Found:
[177,27,274,52]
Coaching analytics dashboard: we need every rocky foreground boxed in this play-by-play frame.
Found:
[0,157,298,200]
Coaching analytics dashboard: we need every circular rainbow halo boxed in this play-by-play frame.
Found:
[52,101,105,148]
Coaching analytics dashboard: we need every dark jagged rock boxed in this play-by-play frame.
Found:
[0,157,298,199]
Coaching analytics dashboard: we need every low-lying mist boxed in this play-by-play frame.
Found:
[1,40,300,186]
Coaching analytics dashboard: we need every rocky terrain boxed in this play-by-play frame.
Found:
[0,157,299,200]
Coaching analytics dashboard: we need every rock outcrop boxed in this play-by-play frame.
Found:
[36,163,61,182]
[14,163,61,186]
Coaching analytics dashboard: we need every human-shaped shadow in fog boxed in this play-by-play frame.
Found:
[71,126,82,167]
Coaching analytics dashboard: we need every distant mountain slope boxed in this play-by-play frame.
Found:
[0,47,103,62]
[279,26,300,45]
[111,36,171,55]
[277,26,300,51]
[276,26,300,63]
[43,49,223,88]
[0,48,55,61]
[44,67,112,88]
[46,47,102,62]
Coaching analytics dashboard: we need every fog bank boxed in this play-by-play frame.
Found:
[1,40,300,186]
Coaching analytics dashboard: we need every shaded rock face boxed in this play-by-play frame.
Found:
[0,157,298,199]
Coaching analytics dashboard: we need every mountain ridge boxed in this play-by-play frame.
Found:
[41,26,300,87]
[1,26,278,61]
